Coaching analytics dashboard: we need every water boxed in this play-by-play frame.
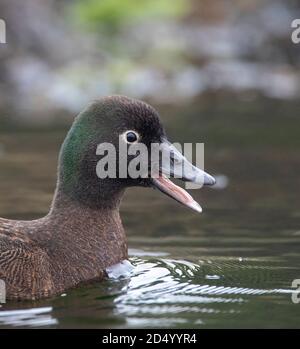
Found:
[0,97,300,328]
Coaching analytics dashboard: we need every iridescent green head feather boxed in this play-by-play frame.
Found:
[57,95,165,208]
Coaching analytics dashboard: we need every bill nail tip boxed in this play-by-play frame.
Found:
[190,202,202,213]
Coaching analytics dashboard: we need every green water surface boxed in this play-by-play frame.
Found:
[0,97,299,328]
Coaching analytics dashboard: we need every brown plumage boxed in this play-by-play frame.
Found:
[0,95,215,300]
[0,193,127,300]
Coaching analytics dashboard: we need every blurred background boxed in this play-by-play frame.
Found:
[0,0,300,329]
[0,0,300,215]
[0,0,300,122]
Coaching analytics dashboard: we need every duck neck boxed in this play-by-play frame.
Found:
[42,188,128,281]
[49,187,125,236]
[50,180,125,213]
[49,185,125,238]
[48,185,126,246]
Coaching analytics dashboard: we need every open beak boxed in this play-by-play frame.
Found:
[151,141,216,213]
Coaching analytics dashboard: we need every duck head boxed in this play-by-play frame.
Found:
[57,95,215,212]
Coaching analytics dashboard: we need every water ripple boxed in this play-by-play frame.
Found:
[0,255,296,328]
[0,307,57,327]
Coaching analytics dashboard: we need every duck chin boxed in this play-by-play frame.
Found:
[152,175,202,213]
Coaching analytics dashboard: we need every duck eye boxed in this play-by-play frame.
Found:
[125,131,138,143]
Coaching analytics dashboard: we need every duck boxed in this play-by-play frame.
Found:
[0,95,215,300]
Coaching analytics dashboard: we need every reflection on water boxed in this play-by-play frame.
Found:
[0,307,57,327]
[0,98,300,328]
[0,253,296,328]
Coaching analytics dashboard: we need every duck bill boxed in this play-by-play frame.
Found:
[151,141,216,213]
